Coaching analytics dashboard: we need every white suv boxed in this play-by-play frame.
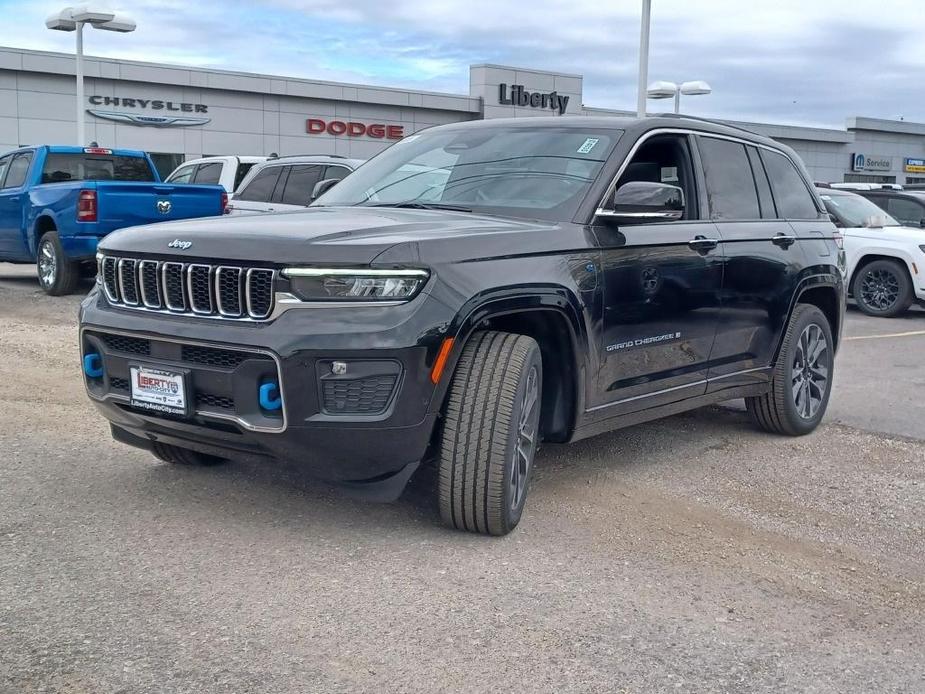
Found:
[166,155,267,192]
[227,155,363,216]
[819,187,925,317]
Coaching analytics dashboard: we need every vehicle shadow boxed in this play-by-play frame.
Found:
[114,404,756,536]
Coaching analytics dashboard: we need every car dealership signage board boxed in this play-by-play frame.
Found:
[851,153,892,172]
[905,158,925,174]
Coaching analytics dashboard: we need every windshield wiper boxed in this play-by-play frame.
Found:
[362,201,472,213]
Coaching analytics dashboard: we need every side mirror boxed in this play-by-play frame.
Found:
[311,178,340,202]
[598,181,685,224]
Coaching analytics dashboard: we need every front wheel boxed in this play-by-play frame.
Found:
[36,231,80,296]
[437,331,543,536]
[746,304,834,436]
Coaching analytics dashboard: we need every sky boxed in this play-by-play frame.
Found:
[1,0,923,128]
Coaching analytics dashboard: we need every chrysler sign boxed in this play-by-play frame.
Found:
[306,118,404,139]
[86,95,211,128]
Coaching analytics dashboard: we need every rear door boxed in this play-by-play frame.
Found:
[699,137,816,392]
[228,164,284,215]
[0,151,34,259]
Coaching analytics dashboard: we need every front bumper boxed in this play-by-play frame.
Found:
[79,288,449,489]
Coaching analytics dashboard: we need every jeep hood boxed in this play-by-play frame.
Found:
[98,206,560,265]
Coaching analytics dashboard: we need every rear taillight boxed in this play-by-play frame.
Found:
[77,190,97,222]
[221,192,228,214]
[832,230,844,250]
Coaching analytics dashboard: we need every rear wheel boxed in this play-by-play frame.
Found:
[437,331,543,536]
[152,442,226,466]
[36,231,80,296]
[746,304,834,436]
[852,259,913,317]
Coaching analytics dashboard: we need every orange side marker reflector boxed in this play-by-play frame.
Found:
[430,337,455,384]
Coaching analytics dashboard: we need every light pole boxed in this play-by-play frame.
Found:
[45,6,136,146]
[636,0,652,118]
[647,80,712,114]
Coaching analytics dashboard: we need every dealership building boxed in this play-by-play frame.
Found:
[2,45,925,184]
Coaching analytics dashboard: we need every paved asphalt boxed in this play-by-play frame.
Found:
[0,264,923,693]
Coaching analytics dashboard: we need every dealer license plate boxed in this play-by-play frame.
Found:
[130,365,187,416]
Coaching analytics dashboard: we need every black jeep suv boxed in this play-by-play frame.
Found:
[79,116,845,535]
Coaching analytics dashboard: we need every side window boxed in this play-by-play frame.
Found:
[237,166,282,202]
[886,197,925,225]
[280,165,323,205]
[697,137,760,221]
[613,134,699,220]
[759,149,820,220]
[746,146,776,219]
[3,152,33,189]
[234,163,256,190]
[0,155,11,187]
[323,165,351,183]
[167,164,196,184]
[193,162,222,185]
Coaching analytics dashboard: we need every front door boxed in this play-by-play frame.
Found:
[593,133,723,416]
[0,152,32,260]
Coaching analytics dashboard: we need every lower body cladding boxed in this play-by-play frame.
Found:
[79,326,438,501]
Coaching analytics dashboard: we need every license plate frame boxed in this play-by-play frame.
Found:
[129,363,191,417]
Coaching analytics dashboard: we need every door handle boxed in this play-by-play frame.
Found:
[688,235,719,252]
[772,233,797,248]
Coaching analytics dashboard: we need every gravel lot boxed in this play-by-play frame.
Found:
[1,263,923,693]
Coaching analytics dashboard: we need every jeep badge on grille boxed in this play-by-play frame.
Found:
[167,239,192,250]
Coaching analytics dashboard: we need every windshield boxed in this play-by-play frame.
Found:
[819,192,899,227]
[314,125,620,222]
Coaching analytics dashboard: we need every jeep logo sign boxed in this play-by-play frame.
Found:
[167,239,192,250]
[306,118,404,139]
[851,153,892,172]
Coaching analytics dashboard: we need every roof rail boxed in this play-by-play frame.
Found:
[651,113,763,138]
[271,153,348,160]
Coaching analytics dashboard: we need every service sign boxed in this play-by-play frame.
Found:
[851,153,892,172]
[905,158,925,174]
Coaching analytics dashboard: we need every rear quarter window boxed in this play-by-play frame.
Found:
[759,150,820,219]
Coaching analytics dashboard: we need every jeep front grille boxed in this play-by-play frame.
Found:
[99,256,275,320]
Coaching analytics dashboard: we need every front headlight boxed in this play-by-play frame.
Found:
[282,267,429,302]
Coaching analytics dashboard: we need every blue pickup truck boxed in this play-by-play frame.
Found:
[0,145,226,295]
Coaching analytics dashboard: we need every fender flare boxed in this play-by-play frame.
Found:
[773,269,844,364]
[28,210,60,258]
[428,285,591,424]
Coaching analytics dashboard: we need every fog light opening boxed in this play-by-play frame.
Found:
[83,353,104,379]
[258,381,282,411]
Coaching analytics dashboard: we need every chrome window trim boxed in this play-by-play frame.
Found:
[138,260,162,309]
[79,326,288,434]
[594,127,819,219]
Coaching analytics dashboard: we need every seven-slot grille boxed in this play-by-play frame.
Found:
[100,256,275,320]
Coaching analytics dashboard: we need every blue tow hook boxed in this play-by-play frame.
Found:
[259,382,282,411]
[83,353,104,378]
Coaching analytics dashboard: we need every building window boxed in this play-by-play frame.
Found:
[906,177,925,185]
[843,173,896,184]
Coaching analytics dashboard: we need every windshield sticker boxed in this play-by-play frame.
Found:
[577,138,600,154]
